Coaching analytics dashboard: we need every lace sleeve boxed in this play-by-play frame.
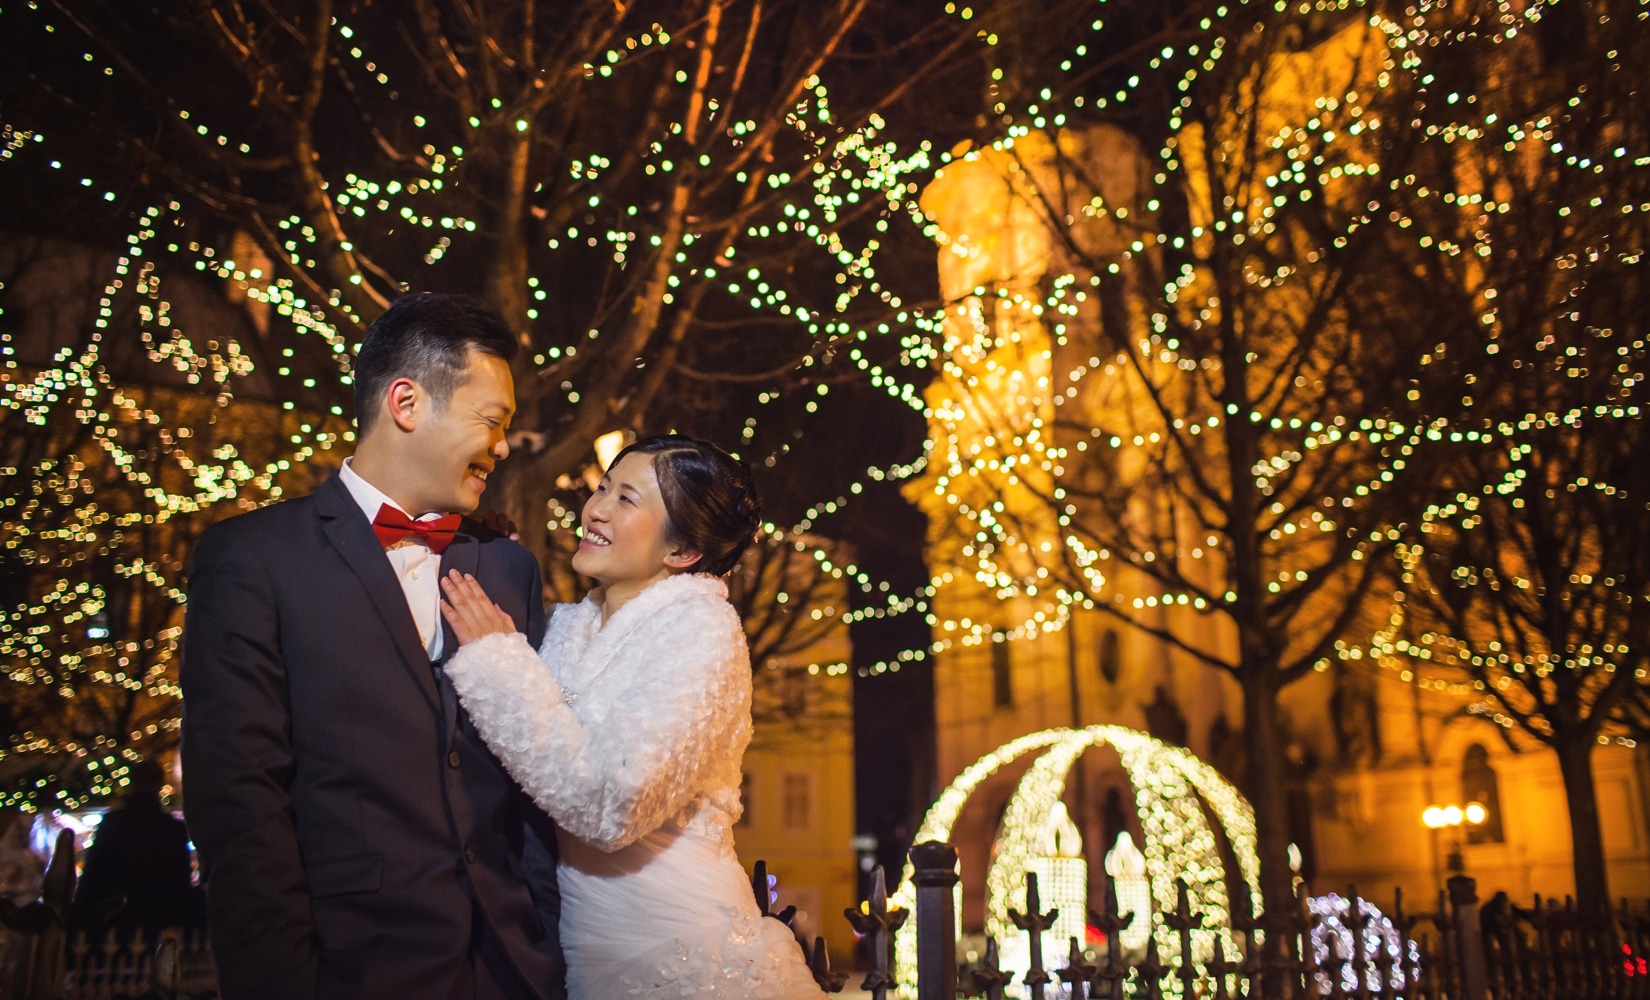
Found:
[444,597,750,852]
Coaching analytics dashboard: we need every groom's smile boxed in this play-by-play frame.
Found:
[409,348,515,515]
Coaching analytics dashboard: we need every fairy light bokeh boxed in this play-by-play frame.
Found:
[2,0,1643,933]
[0,2,946,811]
[889,726,1260,996]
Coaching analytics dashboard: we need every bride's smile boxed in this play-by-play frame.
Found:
[571,451,704,622]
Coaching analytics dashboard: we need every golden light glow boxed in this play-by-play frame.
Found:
[1422,801,1489,830]
[892,726,1259,996]
[1104,832,1152,951]
[592,430,630,473]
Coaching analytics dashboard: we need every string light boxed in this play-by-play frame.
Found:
[891,726,1260,996]
[1308,893,1419,994]
[0,4,948,811]
[895,0,1647,921]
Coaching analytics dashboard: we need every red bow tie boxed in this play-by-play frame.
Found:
[372,504,462,554]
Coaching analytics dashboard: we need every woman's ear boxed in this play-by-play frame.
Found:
[663,545,704,572]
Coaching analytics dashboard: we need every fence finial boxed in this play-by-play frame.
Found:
[1057,935,1098,1000]
[1133,935,1170,1000]
[959,936,1015,1000]
[1206,936,1238,1000]
[844,865,907,1000]
[807,936,849,993]
[750,859,795,926]
[1088,874,1131,1000]
[1163,878,1205,998]
[1009,870,1059,1000]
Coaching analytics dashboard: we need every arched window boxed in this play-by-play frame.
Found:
[1461,744,1505,844]
[991,636,1013,709]
[1143,684,1188,747]
[1098,628,1121,685]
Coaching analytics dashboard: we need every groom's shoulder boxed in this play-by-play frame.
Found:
[197,493,319,550]
[462,518,536,569]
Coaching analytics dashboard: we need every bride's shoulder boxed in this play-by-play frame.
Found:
[649,576,740,633]
[607,575,745,666]
[541,598,597,648]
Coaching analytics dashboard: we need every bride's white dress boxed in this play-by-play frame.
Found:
[444,574,827,999]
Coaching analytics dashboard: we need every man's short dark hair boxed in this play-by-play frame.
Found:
[353,293,518,434]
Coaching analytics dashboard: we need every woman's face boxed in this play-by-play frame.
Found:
[572,451,697,587]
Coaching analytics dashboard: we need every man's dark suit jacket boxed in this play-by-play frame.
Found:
[181,473,565,1000]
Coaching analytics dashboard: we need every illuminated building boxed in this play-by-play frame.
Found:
[904,4,1650,958]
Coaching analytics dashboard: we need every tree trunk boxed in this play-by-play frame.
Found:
[1241,668,1297,941]
[486,130,533,338]
[1554,733,1612,924]
[479,126,545,564]
[497,456,563,569]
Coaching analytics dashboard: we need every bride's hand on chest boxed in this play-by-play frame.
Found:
[439,571,519,645]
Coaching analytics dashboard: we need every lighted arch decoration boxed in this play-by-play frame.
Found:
[891,726,1262,996]
[1308,893,1420,994]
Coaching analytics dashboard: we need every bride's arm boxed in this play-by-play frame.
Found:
[440,576,750,852]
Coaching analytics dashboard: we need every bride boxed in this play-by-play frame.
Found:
[437,435,828,999]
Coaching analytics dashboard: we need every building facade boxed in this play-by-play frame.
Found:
[728,540,860,965]
[905,18,1650,927]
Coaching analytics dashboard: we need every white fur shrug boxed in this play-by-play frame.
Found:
[444,573,752,852]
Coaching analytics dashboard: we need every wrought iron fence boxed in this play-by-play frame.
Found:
[0,829,218,1000]
[3,831,1646,999]
[823,842,1650,1000]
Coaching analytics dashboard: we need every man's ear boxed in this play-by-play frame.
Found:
[384,377,420,433]
[663,545,704,571]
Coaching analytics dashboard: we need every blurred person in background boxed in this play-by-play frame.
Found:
[74,759,191,945]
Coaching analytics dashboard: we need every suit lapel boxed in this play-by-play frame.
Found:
[314,475,442,712]
[435,526,481,665]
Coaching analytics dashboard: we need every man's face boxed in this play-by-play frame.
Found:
[407,348,515,514]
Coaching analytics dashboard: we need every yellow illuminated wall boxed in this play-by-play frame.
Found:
[732,571,858,968]
[907,20,1650,930]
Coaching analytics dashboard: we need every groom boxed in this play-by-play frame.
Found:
[182,294,565,999]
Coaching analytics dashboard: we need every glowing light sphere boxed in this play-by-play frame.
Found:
[1308,893,1420,994]
[890,726,1261,997]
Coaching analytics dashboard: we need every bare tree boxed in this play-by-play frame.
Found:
[1379,0,1650,919]
[0,0,967,555]
[1399,406,1648,918]
[0,0,975,803]
[0,350,302,814]
[916,0,1649,932]
[732,530,855,739]
[913,2,1443,929]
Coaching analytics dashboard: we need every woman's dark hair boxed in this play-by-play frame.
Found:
[353,293,517,434]
[610,435,761,577]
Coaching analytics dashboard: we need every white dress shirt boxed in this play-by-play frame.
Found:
[338,458,448,660]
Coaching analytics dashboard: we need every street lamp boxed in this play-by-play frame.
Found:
[1422,801,1489,873]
